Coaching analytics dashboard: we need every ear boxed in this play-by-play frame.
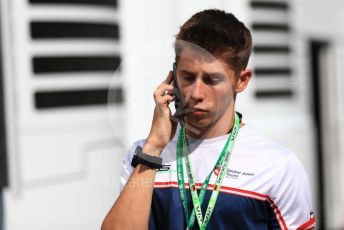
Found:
[235,68,252,93]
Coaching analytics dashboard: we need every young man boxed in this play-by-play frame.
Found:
[102,9,316,230]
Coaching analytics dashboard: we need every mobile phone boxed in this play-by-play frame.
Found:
[172,62,184,123]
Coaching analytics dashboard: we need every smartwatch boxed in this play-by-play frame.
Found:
[131,146,163,169]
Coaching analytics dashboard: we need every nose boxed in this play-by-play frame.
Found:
[188,77,206,102]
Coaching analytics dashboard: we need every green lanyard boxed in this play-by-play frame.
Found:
[177,112,240,230]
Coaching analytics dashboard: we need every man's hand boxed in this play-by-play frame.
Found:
[101,72,178,230]
[144,71,178,156]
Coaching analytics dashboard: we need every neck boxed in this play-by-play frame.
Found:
[185,108,236,139]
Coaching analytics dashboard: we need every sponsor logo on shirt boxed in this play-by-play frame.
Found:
[227,169,255,179]
[214,167,255,179]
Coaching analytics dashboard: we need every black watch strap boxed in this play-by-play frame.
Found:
[131,146,163,169]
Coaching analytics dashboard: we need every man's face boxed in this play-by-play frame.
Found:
[176,47,239,132]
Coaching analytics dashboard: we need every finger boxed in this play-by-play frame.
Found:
[154,84,174,99]
[164,95,175,103]
[163,71,174,84]
[163,89,174,96]
[156,72,174,93]
[156,95,174,104]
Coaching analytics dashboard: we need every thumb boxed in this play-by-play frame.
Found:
[169,113,179,140]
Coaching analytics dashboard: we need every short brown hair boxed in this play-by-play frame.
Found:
[175,9,252,73]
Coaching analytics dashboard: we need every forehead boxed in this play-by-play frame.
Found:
[177,47,234,74]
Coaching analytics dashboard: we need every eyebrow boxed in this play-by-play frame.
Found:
[179,70,197,76]
[179,70,226,78]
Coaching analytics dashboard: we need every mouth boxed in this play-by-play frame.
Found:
[189,107,208,116]
[175,107,208,116]
[191,107,207,112]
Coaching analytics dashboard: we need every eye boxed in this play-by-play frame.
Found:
[203,74,223,85]
[182,74,196,83]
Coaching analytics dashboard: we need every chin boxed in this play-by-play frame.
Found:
[185,117,214,129]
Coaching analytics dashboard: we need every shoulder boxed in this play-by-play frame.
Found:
[235,125,310,196]
[237,126,314,228]
[236,125,293,163]
[238,125,308,182]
